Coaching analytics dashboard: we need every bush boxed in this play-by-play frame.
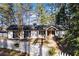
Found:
[14,43,19,47]
[48,48,56,56]
[74,50,79,56]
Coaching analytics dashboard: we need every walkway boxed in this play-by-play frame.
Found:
[29,34,61,56]
[45,34,61,56]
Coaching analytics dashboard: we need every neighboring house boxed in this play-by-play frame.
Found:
[7,24,66,39]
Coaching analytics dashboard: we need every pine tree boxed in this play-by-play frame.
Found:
[56,3,79,56]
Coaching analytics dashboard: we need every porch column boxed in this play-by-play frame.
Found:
[20,31,24,39]
[8,31,13,39]
[45,30,47,37]
[7,30,8,39]
[37,30,39,38]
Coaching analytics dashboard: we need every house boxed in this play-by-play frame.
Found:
[0,30,7,39]
[0,24,68,55]
[7,24,66,40]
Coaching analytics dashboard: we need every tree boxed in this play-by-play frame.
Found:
[37,4,55,25]
[0,4,17,27]
[56,3,79,56]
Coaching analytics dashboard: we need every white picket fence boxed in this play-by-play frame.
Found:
[56,51,71,56]
[0,39,71,56]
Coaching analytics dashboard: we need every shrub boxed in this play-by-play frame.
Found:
[14,43,19,47]
[48,48,56,56]
[74,50,79,56]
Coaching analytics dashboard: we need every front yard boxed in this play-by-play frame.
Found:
[0,48,27,56]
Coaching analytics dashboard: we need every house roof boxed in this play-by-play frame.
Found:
[7,25,32,30]
[7,24,68,31]
[7,25,58,30]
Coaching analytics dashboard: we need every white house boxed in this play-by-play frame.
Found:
[7,25,66,39]
[0,24,67,56]
[0,31,7,39]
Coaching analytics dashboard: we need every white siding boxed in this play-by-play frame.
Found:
[31,31,38,38]
[0,33,7,39]
[8,31,13,39]
[3,33,7,38]
[0,33,2,39]
[7,40,14,49]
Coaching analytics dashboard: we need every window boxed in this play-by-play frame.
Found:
[31,31,38,37]
[39,30,45,35]
[13,31,18,38]
[24,31,31,38]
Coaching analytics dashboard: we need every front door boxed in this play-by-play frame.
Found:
[47,28,55,40]
[47,30,55,36]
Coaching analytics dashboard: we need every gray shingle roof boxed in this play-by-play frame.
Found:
[7,24,68,31]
